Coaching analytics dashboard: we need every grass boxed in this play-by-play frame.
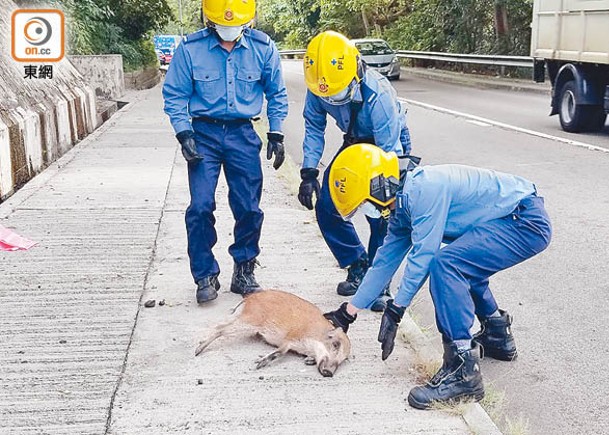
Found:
[504,415,530,435]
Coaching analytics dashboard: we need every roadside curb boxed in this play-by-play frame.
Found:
[0,87,151,220]
[402,66,551,95]
[400,315,503,435]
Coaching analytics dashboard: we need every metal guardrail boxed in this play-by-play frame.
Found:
[396,51,533,68]
[278,49,533,69]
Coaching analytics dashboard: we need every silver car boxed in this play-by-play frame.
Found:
[352,38,401,80]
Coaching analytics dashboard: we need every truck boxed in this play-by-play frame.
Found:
[531,0,609,132]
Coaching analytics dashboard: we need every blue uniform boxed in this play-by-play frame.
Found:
[351,165,552,341]
[163,28,288,282]
[303,69,410,168]
[303,69,411,268]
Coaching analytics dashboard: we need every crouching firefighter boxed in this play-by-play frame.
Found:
[324,144,552,409]
[298,31,413,311]
[163,0,288,304]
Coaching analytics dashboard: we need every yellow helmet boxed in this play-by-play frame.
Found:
[203,0,256,26]
[304,31,362,99]
[329,144,400,219]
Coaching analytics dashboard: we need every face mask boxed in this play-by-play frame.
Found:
[322,81,358,106]
[323,87,351,105]
[215,24,245,42]
[359,201,382,219]
[345,200,382,220]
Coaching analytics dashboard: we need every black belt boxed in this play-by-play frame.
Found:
[193,116,254,125]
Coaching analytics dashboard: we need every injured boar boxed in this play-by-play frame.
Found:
[195,290,351,377]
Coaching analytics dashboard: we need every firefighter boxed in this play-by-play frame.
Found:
[324,144,552,409]
[163,0,288,303]
[299,31,412,311]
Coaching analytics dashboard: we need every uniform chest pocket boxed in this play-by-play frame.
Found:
[193,70,223,104]
[236,69,261,99]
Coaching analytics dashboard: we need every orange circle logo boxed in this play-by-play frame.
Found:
[24,16,52,46]
[224,9,234,21]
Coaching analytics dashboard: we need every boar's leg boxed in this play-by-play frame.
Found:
[195,318,247,356]
[303,356,317,366]
[255,344,291,369]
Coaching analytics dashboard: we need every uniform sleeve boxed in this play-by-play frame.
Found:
[398,102,412,155]
[394,179,450,307]
[351,216,412,310]
[162,43,193,134]
[262,41,289,132]
[368,89,403,155]
[302,91,327,169]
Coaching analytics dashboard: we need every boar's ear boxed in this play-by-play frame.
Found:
[327,327,342,339]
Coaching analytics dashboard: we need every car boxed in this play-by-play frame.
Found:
[351,38,401,80]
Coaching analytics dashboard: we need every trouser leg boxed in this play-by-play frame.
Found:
[186,124,223,282]
[366,216,388,263]
[223,123,264,264]
[428,196,551,342]
[469,277,498,319]
[315,167,366,268]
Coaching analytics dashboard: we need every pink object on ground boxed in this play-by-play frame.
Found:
[0,225,38,251]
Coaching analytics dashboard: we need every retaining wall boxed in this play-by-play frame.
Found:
[70,55,125,100]
[0,0,97,201]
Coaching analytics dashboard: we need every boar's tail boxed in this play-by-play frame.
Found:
[231,299,245,315]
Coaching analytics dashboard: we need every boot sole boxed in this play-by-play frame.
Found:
[336,288,357,297]
[196,291,218,304]
[230,284,262,296]
[475,342,518,361]
[484,348,518,361]
[407,389,485,410]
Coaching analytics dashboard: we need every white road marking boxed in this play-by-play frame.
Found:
[466,120,491,127]
[399,97,609,154]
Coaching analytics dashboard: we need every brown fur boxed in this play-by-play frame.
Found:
[195,290,351,377]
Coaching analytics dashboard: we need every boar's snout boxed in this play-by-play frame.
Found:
[318,357,337,377]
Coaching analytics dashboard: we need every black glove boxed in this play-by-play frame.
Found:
[176,130,203,163]
[324,302,357,333]
[266,132,285,170]
[298,168,320,210]
[378,299,406,361]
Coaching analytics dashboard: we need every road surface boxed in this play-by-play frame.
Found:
[281,59,609,435]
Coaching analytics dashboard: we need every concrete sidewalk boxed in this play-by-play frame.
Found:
[1,87,488,434]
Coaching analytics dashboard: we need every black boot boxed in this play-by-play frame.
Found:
[336,254,369,296]
[196,273,220,304]
[473,309,518,361]
[370,282,392,312]
[408,342,485,410]
[231,259,262,295]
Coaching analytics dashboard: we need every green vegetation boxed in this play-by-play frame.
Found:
[257,0,532,55]
[15,0,173,71]
[160,0,533,56]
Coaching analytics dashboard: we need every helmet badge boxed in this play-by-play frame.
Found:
[319,77,329,93]
[224,9,234,21]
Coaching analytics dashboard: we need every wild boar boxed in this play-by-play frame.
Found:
[195,290,351,377]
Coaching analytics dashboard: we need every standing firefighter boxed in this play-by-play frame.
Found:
[324,144,552,408]
[163,0,288,304]
[299,31,412,311]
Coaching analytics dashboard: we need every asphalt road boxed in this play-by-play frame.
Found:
[280,60,609,435]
